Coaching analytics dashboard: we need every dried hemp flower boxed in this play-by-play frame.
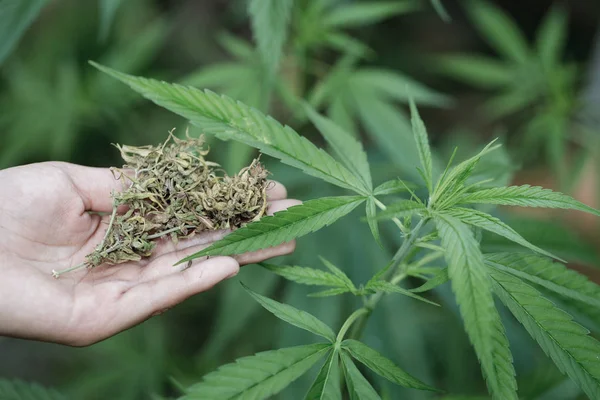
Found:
[52,130,269,278]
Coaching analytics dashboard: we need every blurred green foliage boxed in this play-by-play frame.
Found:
[0,0,599,399]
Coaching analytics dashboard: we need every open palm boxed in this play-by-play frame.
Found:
[0,162,297,346]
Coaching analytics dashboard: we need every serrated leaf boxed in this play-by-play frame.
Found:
[182,343,330,399]
[308,287,353,298]
[370,199,425,221]
[248,0,293,76]
[319,257,356,291]
[324,32,372,58]
[342,339,438,391]
[366,197,382,247]
[340,352,382,400]
[431,139,500,207]
[91,63,368,194]
[373,179,417,196]
[366,280,440,307]
[410,268,449,293]
[304,104,372,190]
[304,350,342,400]
[456,185,600,216]
[484,253,600,319]
[323,1,418,28]
[489,268,600,400]
[467,0,530,63]
[0,0,48,65]
[435,214,518,399]
[438,55,513,88]
[243,283,336,342]
[0,379,66,400]
[442,207,561,261]
[536,5,567,67]
[177,196,365,262]
[260,263,350,289]
[409,98,433,192]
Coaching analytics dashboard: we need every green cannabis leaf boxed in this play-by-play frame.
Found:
[489,269,600,399]
[409,267,449,293]
[304,350,342,400]
[243,283,336,342]
[485,253,600,323]
[435,214,518,399]
[260,263,356,294]
[373,179,417,196]
[370,199,425,221]
[98,0,123,42]
[177,196,365,262]
[340,352,382,400]
[0,379,66,400]
[365,280,440,307]
[181,344,330,399]
[91,62,369,194]
[342,339,438,391]
[304,104,372,192]
[456,185,600,216]
[410,98,433,192]
[442,207,561,261]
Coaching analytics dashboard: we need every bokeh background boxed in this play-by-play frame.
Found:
[1,0,600,398]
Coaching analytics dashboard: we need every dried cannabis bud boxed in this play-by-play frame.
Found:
[52,131,269,277]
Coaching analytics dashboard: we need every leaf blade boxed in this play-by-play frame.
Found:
[243,283,336,342]
[370,199,425,221]
[304,350,342,400]
[91,63,368,194]
[489,268,600,400]
[409,98,433,192]
[457,185,600,216]
[304,104,372,190]
[178,196,365,262]
[182,343,330,399]
[340,352,382,400]
[260,263,350,289]
[435,214,518,399]
[0,0,48,65]
[342,339,439,391]
[442,207,562,261]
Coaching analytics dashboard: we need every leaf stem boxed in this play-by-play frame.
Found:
[336,308,370,344]
[373,197,405,232]
[344,218,427,340]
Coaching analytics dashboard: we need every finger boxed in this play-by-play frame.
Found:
[266,180,287,201]
[268,199,302,215]
[234,240,296,265]
[58,163,125,212]
[113,256,238,332]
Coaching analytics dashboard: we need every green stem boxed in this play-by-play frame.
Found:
[345,218,427,340]
[336,308,369,344]
[373,197,405,232]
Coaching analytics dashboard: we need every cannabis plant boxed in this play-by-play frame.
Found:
[85,57,600,399]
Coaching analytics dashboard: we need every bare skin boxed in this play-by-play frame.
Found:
[0,162,299,346]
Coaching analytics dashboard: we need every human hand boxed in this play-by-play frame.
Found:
[0,162,298,346]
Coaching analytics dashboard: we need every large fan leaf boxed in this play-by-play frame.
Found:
[342,339,438,391]
[535,5,567,67]
[0,379,66,400]
[182,343,330,399]
[304,350,342,400]
[340,352,382,400]
[442,207,560,261]
[456,185,600,216]
[435,214,518,399]
[484,253,600,321]
[243,283,336,342]
[177,196,365,262]
[91,63,368,194]
[304,104,372,191]
[248,0,293,76]
[489,269,600,400]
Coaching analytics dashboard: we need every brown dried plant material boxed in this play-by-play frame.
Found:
[52,131,269,277]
